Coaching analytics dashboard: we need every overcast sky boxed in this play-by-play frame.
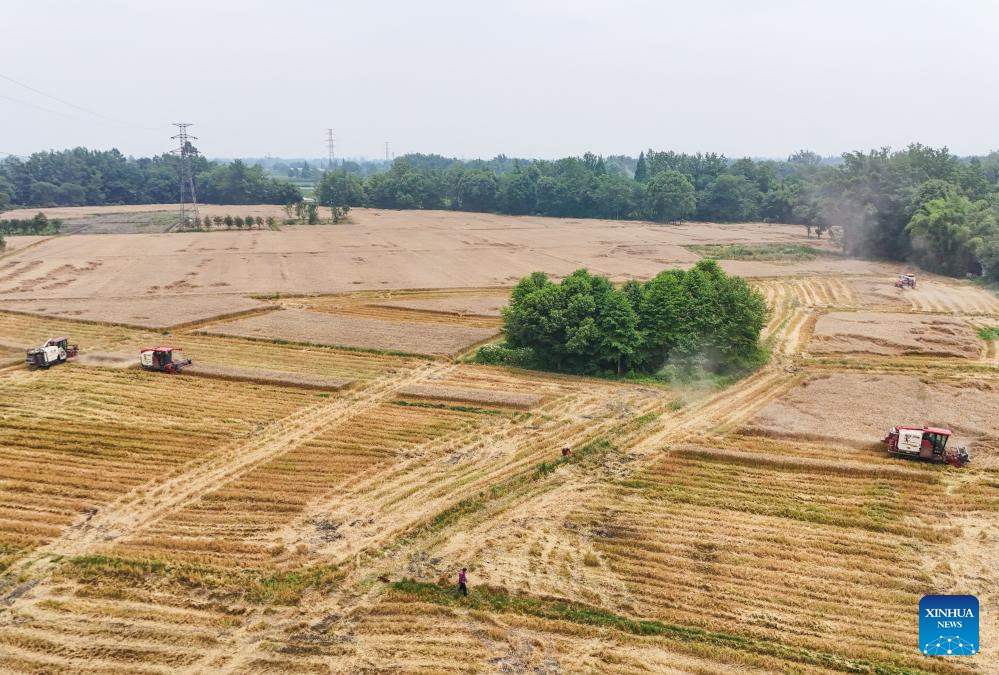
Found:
[2,0,997,161]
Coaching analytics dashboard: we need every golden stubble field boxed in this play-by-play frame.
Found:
[0,209,997,674]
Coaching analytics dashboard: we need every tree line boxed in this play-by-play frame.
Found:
[0,148,301,209]
[0,212,62,235]
[482,260,767,378]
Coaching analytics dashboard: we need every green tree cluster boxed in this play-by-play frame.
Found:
[500,260,767,376]
[0,212,62,235]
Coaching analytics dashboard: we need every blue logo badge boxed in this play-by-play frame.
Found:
[920,595,979,656]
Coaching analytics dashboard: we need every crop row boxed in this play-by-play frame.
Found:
[583,447,992,673]
[109,402,494,567]
[0,367,318,569]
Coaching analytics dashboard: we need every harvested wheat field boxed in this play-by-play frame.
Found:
[201,307,499,356]
[744,373,999,449]
[0,295,272,329]
[1,210,998,674]
[373,295,507,317]
[810,311,981,358]
[0,207,883,306]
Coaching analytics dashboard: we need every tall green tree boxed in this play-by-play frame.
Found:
[316,170,365,206]
[698,175,762,222]
[643,170,696,222]
[634,151,649,183]
[906,194,996,276]
[597,289,641,373]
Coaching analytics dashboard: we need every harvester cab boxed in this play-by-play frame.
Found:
[883,426,970,467]
[140,347,192,373]
[25,336,79,368]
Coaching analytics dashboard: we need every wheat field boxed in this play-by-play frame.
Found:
[0,261,997,673]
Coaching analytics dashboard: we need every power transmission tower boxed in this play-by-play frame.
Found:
[326,128,335,169]
[171,123,200,228]
[385,141,390,162]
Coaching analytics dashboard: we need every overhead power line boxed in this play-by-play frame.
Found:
[0,90,78,119]
[0,71,155,130]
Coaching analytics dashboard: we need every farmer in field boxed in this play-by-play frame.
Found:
[458,567,468,596]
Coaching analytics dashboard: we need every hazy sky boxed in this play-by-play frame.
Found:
[2,0,997,160]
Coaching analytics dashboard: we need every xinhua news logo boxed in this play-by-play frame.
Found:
[920,595,979,656]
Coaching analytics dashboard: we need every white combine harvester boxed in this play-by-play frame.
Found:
[25,336,79,369]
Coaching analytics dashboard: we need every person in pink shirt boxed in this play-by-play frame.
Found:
[458,567,468,596]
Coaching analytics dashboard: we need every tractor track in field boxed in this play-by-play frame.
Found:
[0,360,455,602]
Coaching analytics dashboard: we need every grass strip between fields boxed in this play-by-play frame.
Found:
[388,580,933,675]
[390,399,516,416]
[686,243,839,262]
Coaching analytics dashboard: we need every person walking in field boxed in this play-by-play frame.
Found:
[458,567,468,597]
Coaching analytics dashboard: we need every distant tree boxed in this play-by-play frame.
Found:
[977,232,999,282]
[788,150,823,166]
[213,215,224,228]
[55,182,86,205]
[593,175,638,219]
[234,216,244,229]
[223,214,234,229]
[330,205,350,223]
[644,170,696,222]
[497,169,537,214]
[698,175,762,222]
[255,216,264,227]
[29,181,59,206]
[316,170,365,207]
[454,169,499,211]
[906,194,996,276]
[634,151,649,183]
[912,179,960,206]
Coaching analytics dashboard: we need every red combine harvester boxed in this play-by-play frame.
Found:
[894,273,916,289]
[883,426,970,467]
[140,347,192,373]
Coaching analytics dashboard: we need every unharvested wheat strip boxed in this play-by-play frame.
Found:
[396,383,542,409]
[181,362,353,390]
[669,446,935,481]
